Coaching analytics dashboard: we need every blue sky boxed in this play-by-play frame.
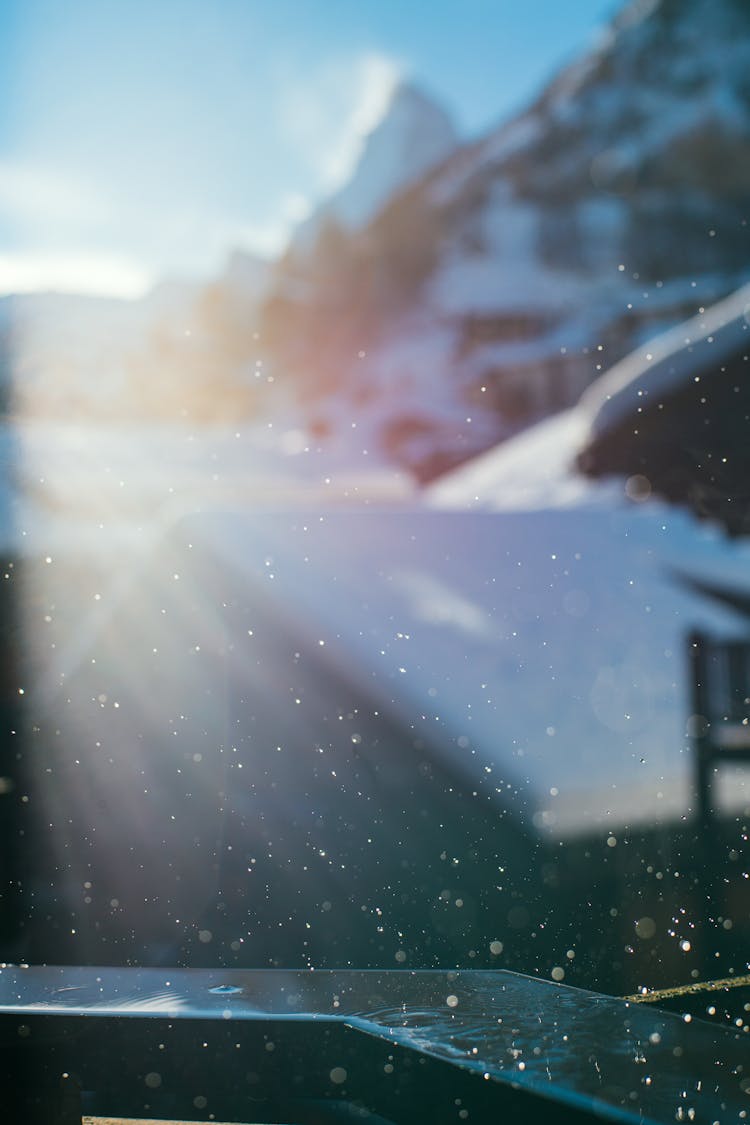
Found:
[1,0,616,296]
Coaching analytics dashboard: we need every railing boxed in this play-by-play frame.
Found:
[690,631,750,835]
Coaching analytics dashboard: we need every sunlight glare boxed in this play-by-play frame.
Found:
[0,252,152,300]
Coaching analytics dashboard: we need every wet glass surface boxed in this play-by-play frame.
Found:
[1,966,749,1122]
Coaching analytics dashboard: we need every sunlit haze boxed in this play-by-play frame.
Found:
[4,0,750,1026]
[2,0,614,297]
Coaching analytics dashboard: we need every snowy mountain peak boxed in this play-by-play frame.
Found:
[292,80,458,252]
[379,78,456,133]
[261,0,750,479]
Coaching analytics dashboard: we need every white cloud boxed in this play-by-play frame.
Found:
[0,161,112,229]
[0,251,151,299]
[0,199,296,297]
[0,51,402,294]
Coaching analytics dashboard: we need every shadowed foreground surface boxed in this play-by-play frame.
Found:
[3,966,749,1124]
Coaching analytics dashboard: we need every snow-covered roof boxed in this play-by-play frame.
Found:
[579,281,750,443]
[425,408,617,513]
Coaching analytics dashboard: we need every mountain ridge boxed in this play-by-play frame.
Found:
[256,0,750,477]
[288,80,458,258]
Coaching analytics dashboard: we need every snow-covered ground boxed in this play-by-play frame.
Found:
[107,379,750,841]
[10,372,750,843]
[199,495,750,839]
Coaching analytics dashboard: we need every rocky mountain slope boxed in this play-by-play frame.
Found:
[258,0,750,477]
[6,0,750,471]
